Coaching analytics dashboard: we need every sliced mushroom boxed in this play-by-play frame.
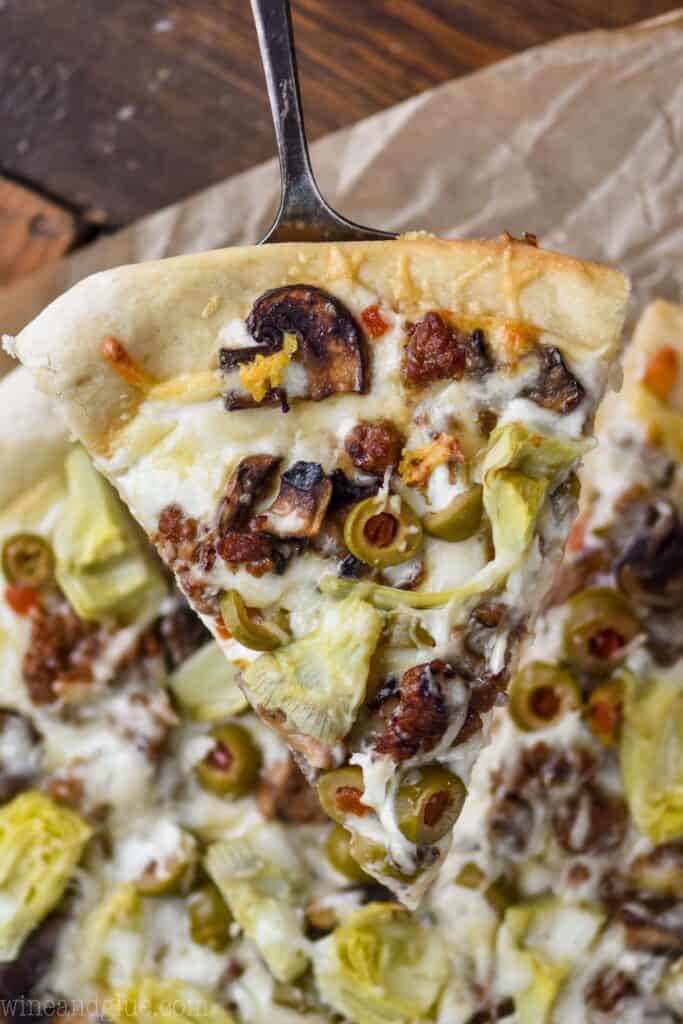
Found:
[616,498,683,610]
[619,895,683,955]
[523,345,585,415]
[251,461,333,539]
[221,284,367,408]
[216,454,281,534]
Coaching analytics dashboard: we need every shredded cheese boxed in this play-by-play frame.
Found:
[238,334,298,403]
[399,433,463,487]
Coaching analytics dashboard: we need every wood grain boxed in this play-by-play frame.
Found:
[0,0,676,228]
[0,177,76,287]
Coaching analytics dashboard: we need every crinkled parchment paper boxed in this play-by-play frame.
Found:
[1,9,682,372]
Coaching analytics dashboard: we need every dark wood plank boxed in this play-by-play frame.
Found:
[0,176,76,286]
[0,0,676,228]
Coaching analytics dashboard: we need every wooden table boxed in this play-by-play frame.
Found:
[0,0,675,288]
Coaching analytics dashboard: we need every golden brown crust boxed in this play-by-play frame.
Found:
[15,236,629,454]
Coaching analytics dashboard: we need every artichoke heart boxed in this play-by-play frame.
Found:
[54,446,167,623]
[80,882,142,987]
[168,642,248,721]
[496,899,604,1024]
[205,824,309,983]
[0,791,92,961]
[620,667,683,843]
[313,902,449,1024]
[110,977,236,1024]
[243,596,383,748]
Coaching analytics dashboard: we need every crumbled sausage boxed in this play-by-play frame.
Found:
[402,313,492,388]
[523,345,585,415]
[585,969,637,1014]
[374,660,452,761]
[22,596,103,705]
[344,420,405,476]
[257,757,327,824]
[154,505,221,615]
[487,792,534,859]
[552,782,628,854]
[217,531,277,576]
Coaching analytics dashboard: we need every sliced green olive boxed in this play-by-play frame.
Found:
[508,661,581,732]
[455,861,487,889]
[195,723,262,797]
[422,485,484,542]
[137,852,195,898]
[317,766,370,824]
[325,824,372,883]
[395,765,467,845]
[188,882,234,951]
[220,589,290,651]
[563,587,641,672]
[485,875,518,917]
[584,675,624,746]
[349,834,419,884]
[2,533,54,587]
[343,495,423,568]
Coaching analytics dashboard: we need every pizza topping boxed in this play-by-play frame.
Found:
[329,469,379,510]
[220,589,290,651]
[317,765,371,823]
[22,594,104,704]
[562,587,641,672]
[325,823,371,883]
[615,498,683,610]
[221,284,366,408]
[343,493,423,568]
[422,484,484,541]
[217,531,279,576]
[487,792,534,859]
[642,344,679,402]
[252,461,333,539]
[360,304,390,340]
[552,782,628,854]
[344,420,404,476]
[398,433,462,488]
[4,584,40,616]
[523,345,585,414]
[216,454,281,533]
[244,597,383,763]
[187,882,235,953]
[402,313,492,387]
[507,661,581,732]
[584,676,624,746]
[55,448,167,625]
[374,660,453,762]
[1,533,54,589]
[155,599,210,670]
[101,336,157,392]
[194,723,263,798]
[257,757,327,824]
[395,765,467,844]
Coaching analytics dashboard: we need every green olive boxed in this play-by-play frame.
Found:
[188,883,234,951]
[485,876,518,917]
[317,766,370,824]
[343,495,422,568]
[455,861,487,889]
[584,675,624,746]
[220,589,289,651]
[563,587,640,673]
[137,851,195,898]
[395,765,467,845]
[195,723,262,797]
[2,533,54,587]
[349,834,419,884]
[508,661,581,732]
[422,485,484,542]
[325,824,372,883]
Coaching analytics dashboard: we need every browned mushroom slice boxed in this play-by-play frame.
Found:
[252,462,333,539]
[220,284,367,408]
[216,454,281,534]
[522,345,585,414]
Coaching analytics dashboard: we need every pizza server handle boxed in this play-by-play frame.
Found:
[251,0,396,244]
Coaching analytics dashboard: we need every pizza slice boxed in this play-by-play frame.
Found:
[12,234,629,904]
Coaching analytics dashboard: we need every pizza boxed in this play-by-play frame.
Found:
[12,234,629,903]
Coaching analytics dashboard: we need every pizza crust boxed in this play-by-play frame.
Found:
[15,236,629,453]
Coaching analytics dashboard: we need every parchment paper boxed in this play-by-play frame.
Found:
[1,9,682,369]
